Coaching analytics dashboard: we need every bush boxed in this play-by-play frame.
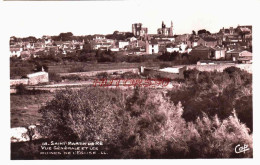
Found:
[39,88,124,143]
[186,112,253,158]
[96,72,109,79]
[168,68,252,132]
[159,63,172,69]
[38,87,252,159]
[61,74,82,81]
[48,72,62,82]
[120,71,140,79]
[10,67,32,79]
[69,65,85,72]
[16,84,28,95]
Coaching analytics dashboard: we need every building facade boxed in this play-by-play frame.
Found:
[157,21,174,37]
[132,23,148,37]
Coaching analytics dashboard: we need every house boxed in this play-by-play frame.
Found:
[93,34,106,41]
[190,45,211,60]
[189,36,218,48]
[10,47,23,57]
[118,41,129,49]
[191,45,225,60]
[209,47,226,60]
[146,40,159,54]
[42,35,52,45]
[110,48,119,52]
[127,47,146,55]
[166,46,180,53]
[93,42,111,50]
[188,36,203,47]
[201,37,218,48]
[226,50,252,63]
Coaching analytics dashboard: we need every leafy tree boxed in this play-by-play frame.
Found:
[198,29,211,35]
[59,32,73,41]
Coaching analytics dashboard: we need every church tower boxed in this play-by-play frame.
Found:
[162,21,166,29]
[169,20,174,36]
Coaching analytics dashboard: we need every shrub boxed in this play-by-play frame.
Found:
[61,74,82,81]
[48,72,62,82]
[39,88,124,144]
[159,63,172,69]
[96,72,109,79]
[38,87,252,159]
[10,67,32,79]
[120,71,140,79]
[168,68,252,132]
[186,111,253,158]
[69,65,85,72]
[15,84,28,95]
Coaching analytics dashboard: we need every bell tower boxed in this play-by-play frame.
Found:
[169,20,174,36]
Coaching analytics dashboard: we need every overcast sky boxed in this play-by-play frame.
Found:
[2,0,259,38]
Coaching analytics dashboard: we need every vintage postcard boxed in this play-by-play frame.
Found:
[2,0,258,160]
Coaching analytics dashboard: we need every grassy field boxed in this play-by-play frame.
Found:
[10,93,54,128]
[47,61,170,73]
[10,61,178,76]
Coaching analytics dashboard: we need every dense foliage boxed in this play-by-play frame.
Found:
[37,80,252,158]
[168,67,252,131]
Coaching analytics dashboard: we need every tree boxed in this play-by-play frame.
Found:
[37,87,252,159]
[198,29,211,35]
[81,41,92,53]
[59,32,73,41]
[39,88,125,144]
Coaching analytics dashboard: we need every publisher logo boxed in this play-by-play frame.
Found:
[235,144,250,154]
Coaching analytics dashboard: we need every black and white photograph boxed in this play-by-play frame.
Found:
[1,0,259,161]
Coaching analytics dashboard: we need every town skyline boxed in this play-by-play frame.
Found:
[2,0,258,38]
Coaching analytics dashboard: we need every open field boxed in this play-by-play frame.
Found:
[11,61,176,75]
[10,93,54,128]
[47,61,171,73]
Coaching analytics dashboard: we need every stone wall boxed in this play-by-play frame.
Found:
[143,68,181,79]
[186,64,252,73]
[10,71,49,86]
[27,72,49,85]
[59,68,139,77]
[10,79,29,86]
[11,125,41,143]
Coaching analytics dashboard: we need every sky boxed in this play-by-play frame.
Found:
[1,0,260,38]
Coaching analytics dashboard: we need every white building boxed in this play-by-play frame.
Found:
[166,47,180,53]
[93,34,106,41]
[119,41,129,49]
[10,47,23,57]
[146,40,159,54]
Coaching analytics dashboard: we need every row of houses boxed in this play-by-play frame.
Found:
[10,24,252,63]
[190,45,252,63]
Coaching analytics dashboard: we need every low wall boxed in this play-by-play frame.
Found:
[10,79,29,86]
[59,68,140,77]
[186,64,252,73]
[10,71,49,87]
[11,125,41,143]
[143,68,181,79]
[28,72,49,85]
